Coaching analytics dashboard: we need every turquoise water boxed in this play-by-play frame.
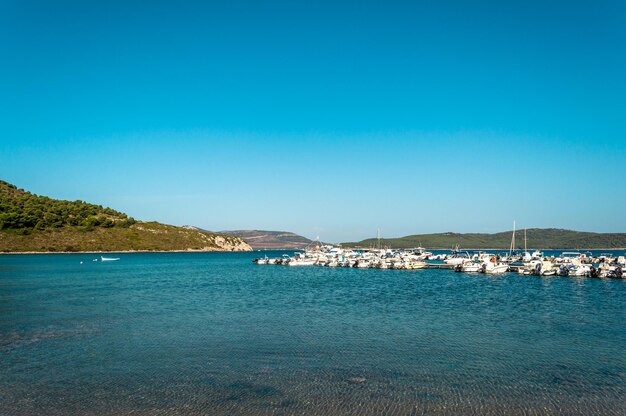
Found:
[1,252,625,415]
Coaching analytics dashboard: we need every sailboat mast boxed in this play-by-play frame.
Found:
[509,220,516,257]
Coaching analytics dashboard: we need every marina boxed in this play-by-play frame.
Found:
[254,245,626,278]
[255,225,625,278]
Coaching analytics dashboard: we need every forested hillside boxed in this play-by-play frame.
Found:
[343,229,626,249]
[0,180,251,252]
[0,180,135,232]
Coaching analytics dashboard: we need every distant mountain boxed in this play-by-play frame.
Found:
[219,230,312,249]
[342,229,626,250]
[0,180,251,253]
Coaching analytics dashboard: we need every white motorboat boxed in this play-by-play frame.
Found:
[461,262,483,273]
[100,256,120,262]
[289,259,316,266]
[598,264,624,278]
[538,259,556,276]
[569,264,592,277]
[522,260,542,275]
[287,253,317,266]
[555,252,584,264]
[444,253,471,266]
[483,262,509,274]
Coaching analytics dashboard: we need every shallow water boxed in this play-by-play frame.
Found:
[1,252,625,415]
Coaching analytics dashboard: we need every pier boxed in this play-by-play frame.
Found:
[422,263,456,269]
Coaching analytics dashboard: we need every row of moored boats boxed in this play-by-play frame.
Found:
[253,246,625,278]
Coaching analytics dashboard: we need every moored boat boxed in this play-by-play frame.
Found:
[100,256,120,262]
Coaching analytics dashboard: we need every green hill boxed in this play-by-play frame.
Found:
[0,180,251,253]
[342,229,626,250]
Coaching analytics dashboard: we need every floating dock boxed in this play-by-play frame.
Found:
[422,263,456,269]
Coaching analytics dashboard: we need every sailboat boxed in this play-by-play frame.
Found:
[522,229,532,262]
[504,220,518,261]
[509,221,515,257]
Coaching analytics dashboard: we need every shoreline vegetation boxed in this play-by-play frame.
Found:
[342,229,626,250]
[0,180,251,253]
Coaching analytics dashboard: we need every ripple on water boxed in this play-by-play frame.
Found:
[0,252,625,415]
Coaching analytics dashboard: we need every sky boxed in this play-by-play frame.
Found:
[1,0,625,242]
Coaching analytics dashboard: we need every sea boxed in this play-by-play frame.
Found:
[1,251,625,415]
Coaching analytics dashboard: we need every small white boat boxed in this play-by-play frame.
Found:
[540,260,556,276]
[444,255,470,266]
[444,246,471,266]
[459,262,482,273]
[286,253,316,266]
[253,256,269,265]
[598,264,624,279]
[490,264,509,274]
[288,258,316,266]
[100,256,120,262]
[570,264,592,277]
[522,260,542,275]
[483,263,509,274]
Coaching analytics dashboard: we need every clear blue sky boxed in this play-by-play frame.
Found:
[1,0,625,242]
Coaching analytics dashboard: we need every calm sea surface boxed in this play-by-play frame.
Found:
[1,251,625,415]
